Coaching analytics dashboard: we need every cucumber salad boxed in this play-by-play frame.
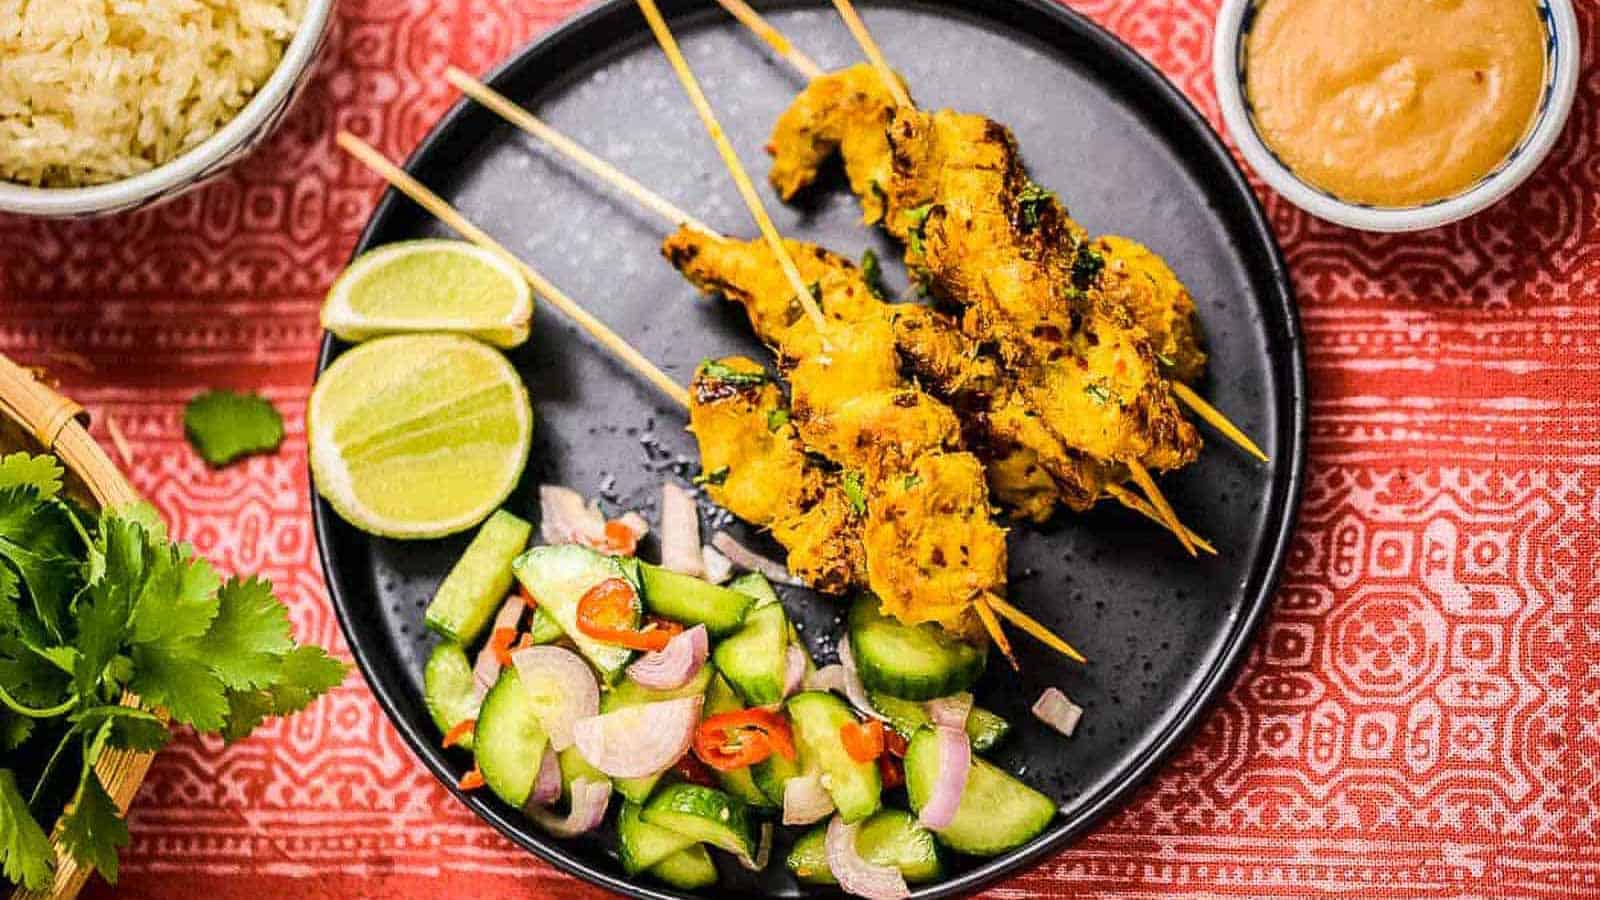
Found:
[421,485,1072,898]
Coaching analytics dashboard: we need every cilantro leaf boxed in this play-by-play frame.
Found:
[860,249,887,300]
[1017,182,1054,231]
[220,646,345,743]
[0,454,62,500]
[842,471,867,515]
[183,390,284,467]
[128,642,227,732]
[766,407,791,432]
[693,467,729,488]
[126,543,219,648]
[1071,243,1105,288]
[202,577,293,690]
[57,770,129,884]
[73,706,169,753]
[697,360,768,388]
[72,515,150,699]
[0,487,83,639]
[0,715,30,752]
[0,636,71,709]
[0,769,53,891]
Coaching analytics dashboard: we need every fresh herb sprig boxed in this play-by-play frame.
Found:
[0,451,344,891]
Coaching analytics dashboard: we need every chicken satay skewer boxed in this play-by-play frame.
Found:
[709,0,1267,467]
[443,67,1215,556]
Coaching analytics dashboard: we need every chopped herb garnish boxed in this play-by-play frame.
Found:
[860,249,887,299]
[184,390,284,467]
[1155,352,1177,368]
[842,471,867,515]
[766,408,791,432]
[1084,382,1114,406]
[694,467,730,487]
[902,473,922,490]
[903,204,934,258]
[1018,182,1054,231]
[698,360,768,387]
[1071,244,1106,288]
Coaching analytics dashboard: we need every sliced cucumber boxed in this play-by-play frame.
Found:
[512,544,637,683]
[618,800,698,875]
[728,571,781,608]
[713,602,789,706]
[600,667,714,804]
[640,783,755,859]
[649,845,718,889]
[848,594,985,700]
[424,641,480,751]
[787,691,880,824]
[557,745,608,803]
[869,690,1011,754]
[751,743,805,808]
[786,809,944,885]
[474,668,548,807]
[527,604,564,644]
[425,509,532,643]
[904,727,1055,855]
[639,563,754,636]
[704,674,777,810]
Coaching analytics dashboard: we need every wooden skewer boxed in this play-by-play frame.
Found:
[973,597,1018,671]
[1170,382,1269,463]
[445,69,1214,558]
[634,0,829,340]
[335,131,691,411]
[708,0,824,80]
[829,0,910,107]
[984,594,1086,664]
[1127,460,1196,557]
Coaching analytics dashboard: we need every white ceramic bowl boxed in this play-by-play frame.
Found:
[1212,0,1580,232]
[0,0,336,218]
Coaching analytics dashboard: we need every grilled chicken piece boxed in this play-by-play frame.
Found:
[1092,235,1207,385]
[688,357,863,593]
[768,63,903,225]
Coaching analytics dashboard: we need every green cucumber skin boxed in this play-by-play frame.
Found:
[423,642,479,752]
[847,595,986,701]
[786,691,881,824]
[904,727,1056,855]
[786,809,944,885]
[474,669,549,807]
[526,604,564,644]
[649,845,718,889]
[556,746,608,804]
[639,563,754,636]
[424,509,532,643]
[712,602,789,706]
[512,544,636,683]
[618,801,697,875]
[640,783,756,858]
[705,675,778,810]
[869,691,1011,754]
[727,571,781,608]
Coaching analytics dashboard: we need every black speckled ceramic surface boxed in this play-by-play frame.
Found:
[313,1,1306,896]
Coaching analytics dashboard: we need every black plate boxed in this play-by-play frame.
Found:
[313,0,1306,896]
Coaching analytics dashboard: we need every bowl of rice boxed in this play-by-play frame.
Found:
[0,0,335,217]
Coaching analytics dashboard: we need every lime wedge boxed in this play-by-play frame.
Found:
[309,334,533,539]
[321,240,533,348]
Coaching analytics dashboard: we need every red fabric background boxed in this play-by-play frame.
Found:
[3,0,1598,896]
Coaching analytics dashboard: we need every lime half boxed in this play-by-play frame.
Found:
[321,240,533,348]
[309,334,533,539]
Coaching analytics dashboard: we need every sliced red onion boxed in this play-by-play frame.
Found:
[511,645,599,751]
[711,531,803,586]
[539,484,608,547]
[572,695,703,779]
[836,641,888,721]
[782,644,808,699]
[471,594,527,700]
[825,815,910,900]
[528,744,562,807]
[700,544,734,584]
[526,777,611,838]
[1032,687,1084,738]
[737,822,774,871]
[659,482,705,576]
[916,726,970,830]
[805,664,846,694]
[782,771,835,825]
[627,624,709,691]
[925,692,973,730]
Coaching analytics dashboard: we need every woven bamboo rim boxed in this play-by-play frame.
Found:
[0,354,156,900]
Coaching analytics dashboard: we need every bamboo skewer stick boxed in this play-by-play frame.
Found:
[829,0,910,107]
[443,68,1215,558]
[634,0,829,341]
[1170,382,1269,463]
[708,0,825,80]
[1127,460,1196,557]
[984,594,1087,664]
[972,595,1019,671]
[336,132,690,411]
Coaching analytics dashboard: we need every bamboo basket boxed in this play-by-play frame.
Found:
[0,354,156,900]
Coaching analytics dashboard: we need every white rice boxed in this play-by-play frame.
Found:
[0,0,305,187]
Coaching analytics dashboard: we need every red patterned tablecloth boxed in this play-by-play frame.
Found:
[3,0,1597,897]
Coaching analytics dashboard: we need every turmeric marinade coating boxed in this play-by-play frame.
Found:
[670,233,1007,629]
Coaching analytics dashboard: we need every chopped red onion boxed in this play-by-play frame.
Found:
[525,777,611,838]
[1031,687,1084,738]
[700,544,734,584]
[825,815,910,900]
[627,624,709,691]
[539,484,607,547]
[710,531,803,586]
[572,695,703,779]
[782,644,808,699]
[471,594,526,700]
[511,645,598,751]
[916,726,970,830]
[528,744,562,807]
[924,692,973,730]
[805,664,847,695]
[836,640,888,721]
[659,482,704,576]
[782,771,835,825]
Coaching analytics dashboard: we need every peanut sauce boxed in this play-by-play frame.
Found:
[1245,0,1546,207]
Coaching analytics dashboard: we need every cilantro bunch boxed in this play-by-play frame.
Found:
[0,452,345,891]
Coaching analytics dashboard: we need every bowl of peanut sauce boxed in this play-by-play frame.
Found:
[1213,0,1579,232]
